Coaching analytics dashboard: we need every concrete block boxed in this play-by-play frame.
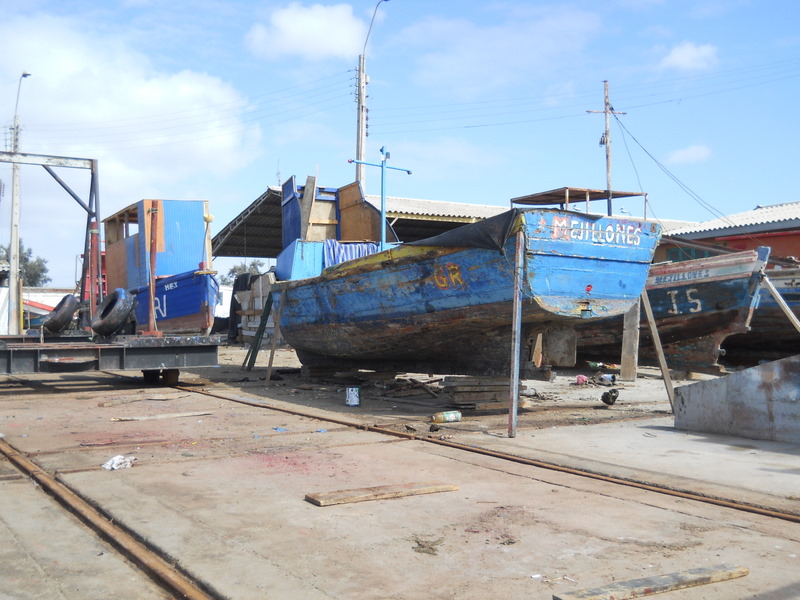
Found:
[674,354,800,443]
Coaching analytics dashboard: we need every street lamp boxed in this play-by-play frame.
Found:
[355,0,388,190]
[9,71,31,335]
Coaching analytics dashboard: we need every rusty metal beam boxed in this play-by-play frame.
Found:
[0,150,94,169]
[0,438,217,599]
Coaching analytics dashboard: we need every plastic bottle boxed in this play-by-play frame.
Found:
[430,410,461,423]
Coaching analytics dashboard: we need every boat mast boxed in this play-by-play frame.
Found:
[587,80,625,216]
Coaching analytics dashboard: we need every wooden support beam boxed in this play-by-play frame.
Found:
[763,275,800,334]
[265,296,285,385]
[619,299,640,381]
[552,563,748,600]
[299,175,316,240]
[305,482,458,507]
[641,290,675,412]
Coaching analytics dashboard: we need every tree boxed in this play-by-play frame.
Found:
[218,259,265,286]
[0,240,51,287]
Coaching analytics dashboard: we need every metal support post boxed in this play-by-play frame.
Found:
[508,230,524,438]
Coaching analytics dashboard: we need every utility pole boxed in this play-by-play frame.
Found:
[589,82,639,381]
[355,0,388,191]
[9,72,31,335]
[587,80,625,216]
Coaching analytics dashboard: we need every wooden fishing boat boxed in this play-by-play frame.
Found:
[720,267,800,365]
[272,207,661,376]
[129,269,218,335]
[577,247,770,373]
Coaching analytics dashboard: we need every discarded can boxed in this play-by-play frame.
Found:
[431,410,461,423]
[345,386,361,407]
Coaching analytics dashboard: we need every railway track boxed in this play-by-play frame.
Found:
[184,383,800,525]
[1,373,797,598]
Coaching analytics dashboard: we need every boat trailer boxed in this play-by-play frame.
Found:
[0,334,221,384]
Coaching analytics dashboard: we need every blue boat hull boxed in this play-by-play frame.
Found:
[721,267,800,364]
[273,209,660,375]
[578,248,770,373]
[131,270,219,335]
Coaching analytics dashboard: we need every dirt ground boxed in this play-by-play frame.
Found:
[199,345,682,430]
[0,343,798,600]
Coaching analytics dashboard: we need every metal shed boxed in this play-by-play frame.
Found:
[211,182,508,260]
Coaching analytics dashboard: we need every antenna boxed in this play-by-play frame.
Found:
[587,80,626,216]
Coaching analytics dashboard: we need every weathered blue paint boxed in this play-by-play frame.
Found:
[273,208,661,375]
[722,265,800,363]
[275,240,325,280]
[127,200,208,290]
[578,247,770,372]
[131,271,219,335]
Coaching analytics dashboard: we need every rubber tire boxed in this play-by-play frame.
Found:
[161,369,180,386]
[142,370,161,385]
[91,288,136,337]
[42,294,80,333]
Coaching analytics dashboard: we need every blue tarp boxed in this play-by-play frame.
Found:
[324,239,381,268]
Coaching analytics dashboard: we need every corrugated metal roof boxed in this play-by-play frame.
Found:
[669,202,800,238]
[212,186,511,258]
[211,182,696,259]
[365,195,507,221]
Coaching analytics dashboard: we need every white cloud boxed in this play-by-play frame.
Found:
[665,144,712,165]
[0,14,262,285]
[393,8,601,99]
[245,3,366,62]
[659,41,719,71]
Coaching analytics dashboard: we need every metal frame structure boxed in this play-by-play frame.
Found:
[0,150,103,327]
[0,334,220,375]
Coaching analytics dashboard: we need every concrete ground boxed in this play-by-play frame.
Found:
[0,345,798,599]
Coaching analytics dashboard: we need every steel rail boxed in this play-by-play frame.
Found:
[184,385,800,525]
[0,438,219,600]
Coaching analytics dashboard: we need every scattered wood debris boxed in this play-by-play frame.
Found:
[552,563,748,600]
[411,536,444,555]
[111,411,211,422]
[305,482,458,507]
[441,376,533,411]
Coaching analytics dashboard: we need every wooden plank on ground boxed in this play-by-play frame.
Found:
[454,399,532,411]
[442,377,510,386]
[110,411,211,422]
[305,482,458,507]
[552,563,748,600]
[450,391,515,403]
[445,384,522,392]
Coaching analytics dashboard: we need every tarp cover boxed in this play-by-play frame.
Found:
[324,239,381,268]
[407,208,520,251]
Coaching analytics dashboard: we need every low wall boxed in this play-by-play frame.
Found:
[674,354,800,443]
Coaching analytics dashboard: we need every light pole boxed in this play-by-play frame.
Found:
[9,71,31,335]
[355,0,388,190]
[349,146,411,251]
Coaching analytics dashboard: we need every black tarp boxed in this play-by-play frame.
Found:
[406,208,520,252]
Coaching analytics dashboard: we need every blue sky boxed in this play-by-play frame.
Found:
[2,0,799,286]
